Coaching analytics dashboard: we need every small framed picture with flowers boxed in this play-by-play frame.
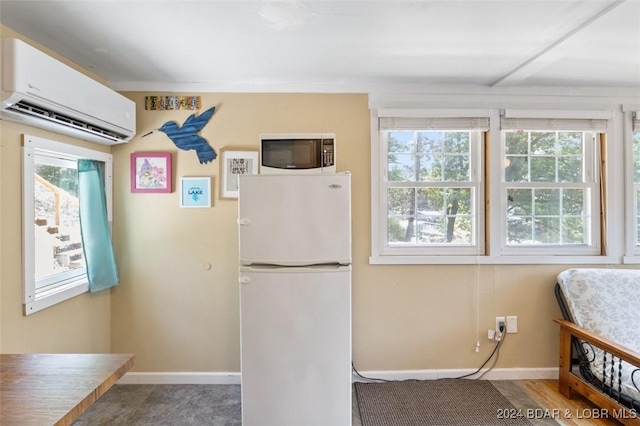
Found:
[130,152,172,193]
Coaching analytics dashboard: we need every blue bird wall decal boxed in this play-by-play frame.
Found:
[143,106,217,164]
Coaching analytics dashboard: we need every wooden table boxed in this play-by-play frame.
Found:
[1,353,135,426]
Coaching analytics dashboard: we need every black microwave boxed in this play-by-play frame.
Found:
[259,133,336,174]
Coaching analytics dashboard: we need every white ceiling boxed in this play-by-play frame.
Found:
[1,0,639,92]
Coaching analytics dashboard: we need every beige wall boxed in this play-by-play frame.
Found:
[109,93,371,371]
[110,92,570,373]
[0,120,112,354]
[0,26,112,354]
[0,26,576,372]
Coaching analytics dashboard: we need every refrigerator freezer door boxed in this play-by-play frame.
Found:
[238,173,351,266]
[239,265,352,426]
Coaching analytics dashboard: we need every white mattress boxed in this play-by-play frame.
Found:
[557,268,640,403]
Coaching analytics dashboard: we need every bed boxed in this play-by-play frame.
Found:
[555,268,640,424]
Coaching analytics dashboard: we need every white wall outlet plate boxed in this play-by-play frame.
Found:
[506,316,518,333]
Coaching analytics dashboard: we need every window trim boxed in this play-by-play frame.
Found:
[370,109,488,263]
[623,108,640,262]
[498,130,602,256]
[371,107,622,265]
[22,134,112,315]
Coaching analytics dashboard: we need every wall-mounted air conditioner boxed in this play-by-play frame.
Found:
[1,38,136,145]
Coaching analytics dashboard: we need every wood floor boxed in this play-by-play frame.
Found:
[516,379,624,425]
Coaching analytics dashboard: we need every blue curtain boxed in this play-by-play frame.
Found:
[78,159,119,292]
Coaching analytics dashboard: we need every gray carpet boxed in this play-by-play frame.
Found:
[355,379,533,426]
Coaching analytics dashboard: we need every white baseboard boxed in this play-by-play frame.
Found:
[118,368,557,385]
[352,367,559,382]
[118,372,241,385]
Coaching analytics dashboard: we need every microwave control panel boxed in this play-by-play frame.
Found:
[322,139,335,167]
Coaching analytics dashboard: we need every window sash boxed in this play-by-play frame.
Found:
[23,134,112,315]
[499,130,600,255]
[633,129,640,251]
[33,151,86,289]
[379,129,484,256]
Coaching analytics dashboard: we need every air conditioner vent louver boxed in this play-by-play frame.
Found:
[8,101,127,142]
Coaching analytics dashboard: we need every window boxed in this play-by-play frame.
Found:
[23,135,112,315]
[371,112,488,262]
[500,126,601,255]
[627,111,640,259]
[371,107,616,264]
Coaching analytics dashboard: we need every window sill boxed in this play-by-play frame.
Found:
[369,255,621,265]
[24,279,88,315]
[623,256,640,264]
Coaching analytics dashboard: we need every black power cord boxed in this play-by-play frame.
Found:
[352,362,392,382]
[353,322,508,382]
[453,322,507,380]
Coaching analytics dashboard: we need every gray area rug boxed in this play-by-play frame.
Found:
[355,379,533,426]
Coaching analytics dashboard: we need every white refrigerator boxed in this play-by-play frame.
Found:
[238,173,352,426]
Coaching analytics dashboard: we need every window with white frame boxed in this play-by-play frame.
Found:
[631,113,640,251]
[23,135,112,315]
[499,116,605,256]
[372,113,487,260]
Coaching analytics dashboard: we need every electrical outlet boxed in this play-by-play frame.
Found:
[495,316,505,332]
[506,316,518,333]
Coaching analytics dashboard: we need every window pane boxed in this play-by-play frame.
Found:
[530,131,555,154]
[417,131,442,153]
[558,156,582,182]
[557,132,582,155]
[419,154,441,181]
[563,217,586,244]
[534,189,560,215]
[417,187,443,213]
[505,156,528,182]
[535,217,560,244]
[507,216,533,244]
[444,132,469,153]
[416,188,445,243]
[388,131,415,153]
[563,189,584,215]
[388,153,417,181]
[34,158,84,287]
[443,155,469,181]
[634,132,640,183]
[445,188,473,244]
[505,132,528,155]
[388,188,416,244]
[507,188,532,215]
[530,157,556,182]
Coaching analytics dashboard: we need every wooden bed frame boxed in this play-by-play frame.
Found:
[555,319,640,425]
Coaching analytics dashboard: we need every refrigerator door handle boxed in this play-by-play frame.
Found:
[239,276,252,284]
[238,218,251,226]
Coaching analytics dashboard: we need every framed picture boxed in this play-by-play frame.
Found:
[180,177,211,208]
[130,152,172,193]
[220,148,259,199]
